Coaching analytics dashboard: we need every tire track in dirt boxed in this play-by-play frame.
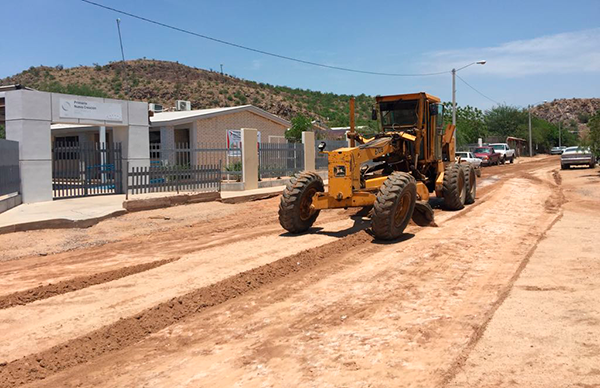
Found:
[0,230,381,387]
[439,166,566,388]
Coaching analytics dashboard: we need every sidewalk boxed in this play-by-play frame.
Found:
[0,195,127,234]
[0,184,290,234]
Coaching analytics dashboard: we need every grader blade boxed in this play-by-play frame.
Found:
[412,201,436,227]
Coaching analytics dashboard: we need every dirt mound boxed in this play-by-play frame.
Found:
[0,257,178,309]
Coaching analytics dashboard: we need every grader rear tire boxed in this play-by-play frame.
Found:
[443,163,466,210]
[372,172,416,240]
[278,172,324,233]
[462,164,476,205]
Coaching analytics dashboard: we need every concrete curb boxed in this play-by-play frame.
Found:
[0,210,128,235]
[220,191,282,204]
[124,192,221,212]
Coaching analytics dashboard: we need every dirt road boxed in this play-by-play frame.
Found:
[0,155,596,387]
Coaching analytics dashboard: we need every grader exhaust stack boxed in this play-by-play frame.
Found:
[279,92,476,240]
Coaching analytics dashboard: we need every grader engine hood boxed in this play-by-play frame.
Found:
[315,135,408,205]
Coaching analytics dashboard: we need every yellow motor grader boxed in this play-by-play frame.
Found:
[279,92,476,240]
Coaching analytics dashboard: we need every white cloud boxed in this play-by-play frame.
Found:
[425,28,600,77]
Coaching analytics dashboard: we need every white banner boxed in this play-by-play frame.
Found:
[59,98,123,121]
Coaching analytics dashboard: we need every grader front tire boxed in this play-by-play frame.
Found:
[443,163,467,210]
[372,172,416,240]
[462,164,477,205]
[278,172,324,234]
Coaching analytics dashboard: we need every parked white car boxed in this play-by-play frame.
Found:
[489,143,516,164]
[456,151,482,177]
[560,146,596,169]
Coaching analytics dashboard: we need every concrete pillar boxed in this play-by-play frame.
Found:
[160,125,176,165]
[190,121,199,165]
[302,131,315,171]
[5,90,53,203]
[241,128,258,190]
[115,101,150,193]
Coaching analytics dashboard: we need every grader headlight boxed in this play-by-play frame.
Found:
[333,165,346,177]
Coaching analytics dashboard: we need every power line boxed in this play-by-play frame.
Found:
[79,0,449,77]
[455,74,500,105]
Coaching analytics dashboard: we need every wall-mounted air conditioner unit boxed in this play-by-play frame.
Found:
[149,103,163,113]
[176,100,191,111]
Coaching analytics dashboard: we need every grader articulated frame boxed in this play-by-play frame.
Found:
[279,92,477,240]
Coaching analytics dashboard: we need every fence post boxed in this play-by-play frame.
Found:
[241,128,259,190]
[302,131,315,172]
[125,160,129,200]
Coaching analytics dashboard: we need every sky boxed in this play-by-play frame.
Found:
[1,0,599,110]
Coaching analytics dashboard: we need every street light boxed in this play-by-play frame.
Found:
[528,100,547,157]
[452,60,486,147]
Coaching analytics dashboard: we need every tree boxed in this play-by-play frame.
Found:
[285,114,313,142]
[484,105,526,139]
[442,102,487,147]
[583,111,600,158]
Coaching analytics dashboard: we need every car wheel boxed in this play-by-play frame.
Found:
[500,156,505,165]
[561,164,568,170]
[510,156,514,164]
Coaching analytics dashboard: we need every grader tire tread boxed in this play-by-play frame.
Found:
[278,171,324,233]
[462,164,476,205]
[372,172,416,240]
[443,163,466,211]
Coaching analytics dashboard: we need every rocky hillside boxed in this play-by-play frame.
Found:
[532,98,600,132]
[1,59,375,129]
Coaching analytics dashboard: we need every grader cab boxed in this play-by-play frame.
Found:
[279,92,477,240]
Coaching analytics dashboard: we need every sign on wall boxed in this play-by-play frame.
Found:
[59,98,123,121]
[226,129,261,156]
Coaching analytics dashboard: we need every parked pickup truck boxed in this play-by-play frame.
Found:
[473,146,501,166]
[489,143,516,164]
[456,151,482,177]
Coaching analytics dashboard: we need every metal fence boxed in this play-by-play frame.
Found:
[128,162,221,195]
[259,142,304,178]
[0,139,20,197]
[52,142,122,199]
[150,143,306,180]
[315,139,348,170]
[150,143,242,179]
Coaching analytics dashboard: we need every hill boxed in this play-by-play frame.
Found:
[0,59,376,130]
[531,98,600,134]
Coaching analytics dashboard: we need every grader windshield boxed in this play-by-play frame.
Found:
[379,100,419,130]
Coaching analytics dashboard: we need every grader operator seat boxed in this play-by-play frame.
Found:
[279,93,477,240]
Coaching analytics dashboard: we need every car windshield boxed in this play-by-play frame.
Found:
[491,144,504,150]
[379,100,419,128]
[564,146,589,153]
[457,152,468,157]
[474,148,490,154]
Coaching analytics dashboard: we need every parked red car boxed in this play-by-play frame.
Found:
[473,146,500,166]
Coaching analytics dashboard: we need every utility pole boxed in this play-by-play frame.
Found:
[116,19,126,63]
[116,18,128,93]
[528,106,533,157]
[451,61,485,150]
[558,121,562,148]
[220,64,224,75]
